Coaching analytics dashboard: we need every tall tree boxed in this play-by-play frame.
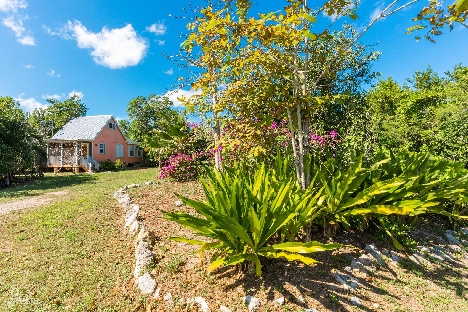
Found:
[29,95,88,137]
[0,97,43,186]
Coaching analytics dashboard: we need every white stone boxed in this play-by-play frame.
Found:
[189,297,210,312]
[175,200,184,207]
[219,306,231,312]
[273,297,284,306]
[351,254,376,274]
[134,241,154,278]
[164,293,173,307]
[350,296,362,306]
[332,272,359,290]
[127,184,140,189]
[365,244,385,266]
[153,287,161,299]
[135,273,157,295]
[244,295,261,312]
[304,309,319,312]
[145,181,153,185]
[125,212,138,228]
[129,221,141,235]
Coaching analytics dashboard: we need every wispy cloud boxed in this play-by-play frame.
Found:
[163,68,174,75]
[47,69,60,77]
[47,21,148,69]
[156,39,165,46]
[2,14,35,45]
[0,0,27,13]
[22,64,33,69]
[370,1,386,21]
[1,1,35,45]
[68,90,83,99]
[14,94,48,112]
[146,21,167,35]
[164,89,202,107]
[42,93,62,100]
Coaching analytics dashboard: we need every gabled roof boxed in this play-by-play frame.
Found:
[49,115,113,141]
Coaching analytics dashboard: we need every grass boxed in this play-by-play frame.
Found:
[0,168,157,311]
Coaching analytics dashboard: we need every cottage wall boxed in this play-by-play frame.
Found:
[92,119,143,164]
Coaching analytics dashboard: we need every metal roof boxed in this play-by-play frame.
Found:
[49,115,113,141]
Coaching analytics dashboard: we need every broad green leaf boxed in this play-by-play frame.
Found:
[271,241,342,253]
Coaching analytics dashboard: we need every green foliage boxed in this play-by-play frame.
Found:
[164,160,341,276]
[115,159,125,171]
[311,150,468,248]
[0,96,44,186]
[28,95,88,138]
[99,160,116,172]
[366,65,468,165]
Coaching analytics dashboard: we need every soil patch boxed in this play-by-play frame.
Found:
[133,181,468,311]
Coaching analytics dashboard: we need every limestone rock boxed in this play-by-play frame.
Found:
[164,293,173,307]
[332,272,359,290]
[244,295,261,312]
[219,306,231,312]
[351,254,376,274]
[134,241,154,278]
[135,273,157,295]
[350,296,362,306]
[144,181,153,185]
[129,221,141,235]
[273,297,285,306]
[446,232,462,246]
[189,297,210,312]
[365,244,385,266]
[153,287,161,299]
[304,309,319,312]
[175,200,184,207]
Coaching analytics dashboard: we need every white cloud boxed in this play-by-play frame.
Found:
[18,34,34,45]
[370,2,385,21]
[2,15,35,45]
[14,95,48,112]
[42,93,62,100]
[59,21,148,69]
[114,116,127,121]
[23,64,33,69]
[156,39,165,45]
[164,68,174,75]
[146,21,167,35]
[164,89,202,107]
[47,69,60,77]
[68,90,83,99]
[0,0,27,13]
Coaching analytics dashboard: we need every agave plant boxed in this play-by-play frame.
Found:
[163,161,340,277]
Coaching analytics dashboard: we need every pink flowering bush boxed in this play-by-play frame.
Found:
[159,152,208,182]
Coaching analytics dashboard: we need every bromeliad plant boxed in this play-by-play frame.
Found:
[163,160,340,277]
[312,150,468,248]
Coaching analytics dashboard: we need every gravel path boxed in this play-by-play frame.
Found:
[0,190,68,216]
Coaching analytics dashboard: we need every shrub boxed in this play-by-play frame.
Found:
[115,159,125,171]
[99,160,115,171]
[159,153,205,182]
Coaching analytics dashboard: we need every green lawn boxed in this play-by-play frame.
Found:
[0,168,158,311]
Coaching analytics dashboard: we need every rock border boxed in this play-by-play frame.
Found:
[114,183,468,311]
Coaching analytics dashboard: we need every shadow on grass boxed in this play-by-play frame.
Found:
[0,174,97,200]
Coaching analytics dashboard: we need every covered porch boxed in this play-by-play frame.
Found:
[45,140,100,172]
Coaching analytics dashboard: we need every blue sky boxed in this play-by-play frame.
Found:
[0,0,466,120]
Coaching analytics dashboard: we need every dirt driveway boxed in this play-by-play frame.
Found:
[0,190,69,216]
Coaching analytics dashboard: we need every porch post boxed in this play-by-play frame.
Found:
[46,143,49,166]
[60,142,63,167]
